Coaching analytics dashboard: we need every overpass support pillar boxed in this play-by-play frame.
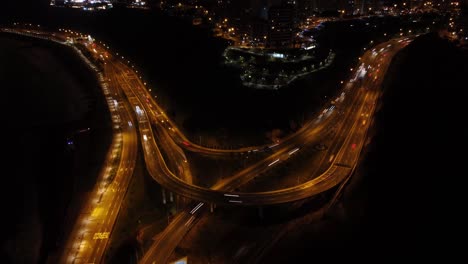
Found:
[258,206,264,219]
[177,195,189,209]
[161,188,166,204]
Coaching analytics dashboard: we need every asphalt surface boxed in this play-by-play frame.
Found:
[0,27,414,263]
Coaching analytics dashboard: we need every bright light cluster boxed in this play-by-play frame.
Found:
[50,0,113,10]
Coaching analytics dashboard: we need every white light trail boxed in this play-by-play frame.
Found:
[268,159,280,167]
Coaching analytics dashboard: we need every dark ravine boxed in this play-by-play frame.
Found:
[1,33,112,263]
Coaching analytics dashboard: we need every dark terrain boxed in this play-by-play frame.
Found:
[0,33,112,263]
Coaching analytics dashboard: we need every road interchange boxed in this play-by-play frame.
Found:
[0,27,414,263]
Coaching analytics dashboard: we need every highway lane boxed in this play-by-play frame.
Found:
[102,65,213,264]
[111,62,193,185]
[48,47,138,263]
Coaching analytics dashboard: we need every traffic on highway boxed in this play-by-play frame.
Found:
[1,26,414,264]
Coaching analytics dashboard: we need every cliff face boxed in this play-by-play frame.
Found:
[0,33,111,264]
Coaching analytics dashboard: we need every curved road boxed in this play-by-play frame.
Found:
[1,27,415,263]
[138,36,415,264]
[111,36,413,206]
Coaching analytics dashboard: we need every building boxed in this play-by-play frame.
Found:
[353,0,383,15]
[51,0,113,10]
[456,3,468,43]
[297,0,318,17]
[267,3,294,48]
[251,18,269,46]
[316,0,340,11]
